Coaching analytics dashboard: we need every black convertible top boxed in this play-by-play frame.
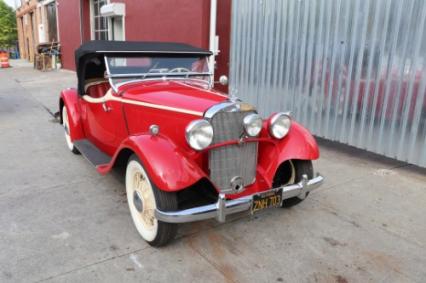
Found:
[75,40,212,95]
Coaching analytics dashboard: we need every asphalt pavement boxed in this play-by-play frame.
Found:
[1,60,425,283]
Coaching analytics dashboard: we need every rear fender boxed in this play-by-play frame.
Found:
[59,88,84,141]
[258,122,319,185]
[98,134,207,192]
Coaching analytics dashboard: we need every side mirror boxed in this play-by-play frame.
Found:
[218,75,228,86]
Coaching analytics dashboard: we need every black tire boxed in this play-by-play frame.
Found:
[150,183,178,247]
[273,160,314,208]
[126,155,178,247]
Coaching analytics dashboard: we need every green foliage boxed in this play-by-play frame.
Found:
[0,0,17,48]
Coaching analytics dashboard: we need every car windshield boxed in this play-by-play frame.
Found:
[105,56,211,90]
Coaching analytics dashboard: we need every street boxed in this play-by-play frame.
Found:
[0,61,425,283]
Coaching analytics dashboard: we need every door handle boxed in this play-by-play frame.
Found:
[102,102,112,112]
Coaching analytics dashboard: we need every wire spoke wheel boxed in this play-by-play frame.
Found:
[126,161,158,241]
[125,155,178,246]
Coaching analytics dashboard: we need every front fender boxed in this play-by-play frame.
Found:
[59,88,84,141]
[98,134,207,192]
[258,121,319,185]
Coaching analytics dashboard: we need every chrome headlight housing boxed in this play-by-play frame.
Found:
[185,119,214,150]
[243,113,263,137]
[269,113,291,139]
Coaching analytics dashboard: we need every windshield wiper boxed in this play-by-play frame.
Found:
[142,62,160,79]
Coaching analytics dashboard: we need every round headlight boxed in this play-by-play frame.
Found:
[243,113,262,137]
[269,113,291,139]
[185,119,214,150]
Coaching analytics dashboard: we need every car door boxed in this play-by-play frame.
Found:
[80,85,127,156]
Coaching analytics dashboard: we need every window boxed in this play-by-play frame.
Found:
[105,56,211,88]
[91,0,109,40]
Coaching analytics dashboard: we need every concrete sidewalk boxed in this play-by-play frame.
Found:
[0,61,425,283]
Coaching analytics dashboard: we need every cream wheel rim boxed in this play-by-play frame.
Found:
[126,160,158,241]
[62,107,74,151]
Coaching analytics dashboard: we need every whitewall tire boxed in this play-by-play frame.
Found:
[62,106,79,154]
[125,155,178,246]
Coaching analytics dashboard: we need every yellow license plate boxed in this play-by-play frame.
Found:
[251,189,282,213]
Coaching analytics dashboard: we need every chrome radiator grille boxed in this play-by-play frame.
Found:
[209,111,258,194]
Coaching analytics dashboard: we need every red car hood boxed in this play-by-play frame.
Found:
[119,80,228,115]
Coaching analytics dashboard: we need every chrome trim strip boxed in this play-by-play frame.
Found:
[204,101,239,119]
[155,174,324,223]
[203,101,256,119]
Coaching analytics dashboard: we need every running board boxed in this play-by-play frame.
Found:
[73,139,112,167]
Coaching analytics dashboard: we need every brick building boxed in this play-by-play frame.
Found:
[16,0,59,62]
[16,0,231,85]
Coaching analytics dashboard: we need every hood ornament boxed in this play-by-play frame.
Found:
[229,86,239,102]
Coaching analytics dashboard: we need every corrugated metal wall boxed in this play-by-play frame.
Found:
[230,0,426,167]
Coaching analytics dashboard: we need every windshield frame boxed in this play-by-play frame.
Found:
[104,55,213,92]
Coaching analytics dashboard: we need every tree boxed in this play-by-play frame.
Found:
[0,0,17,48]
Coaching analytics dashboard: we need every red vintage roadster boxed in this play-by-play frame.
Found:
[59,41,323,246]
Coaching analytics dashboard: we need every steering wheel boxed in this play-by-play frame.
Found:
[169,67,191,73]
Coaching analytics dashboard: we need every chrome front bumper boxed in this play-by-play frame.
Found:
[155,174,324,223]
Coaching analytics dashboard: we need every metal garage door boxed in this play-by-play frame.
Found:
[230,0,426,167]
